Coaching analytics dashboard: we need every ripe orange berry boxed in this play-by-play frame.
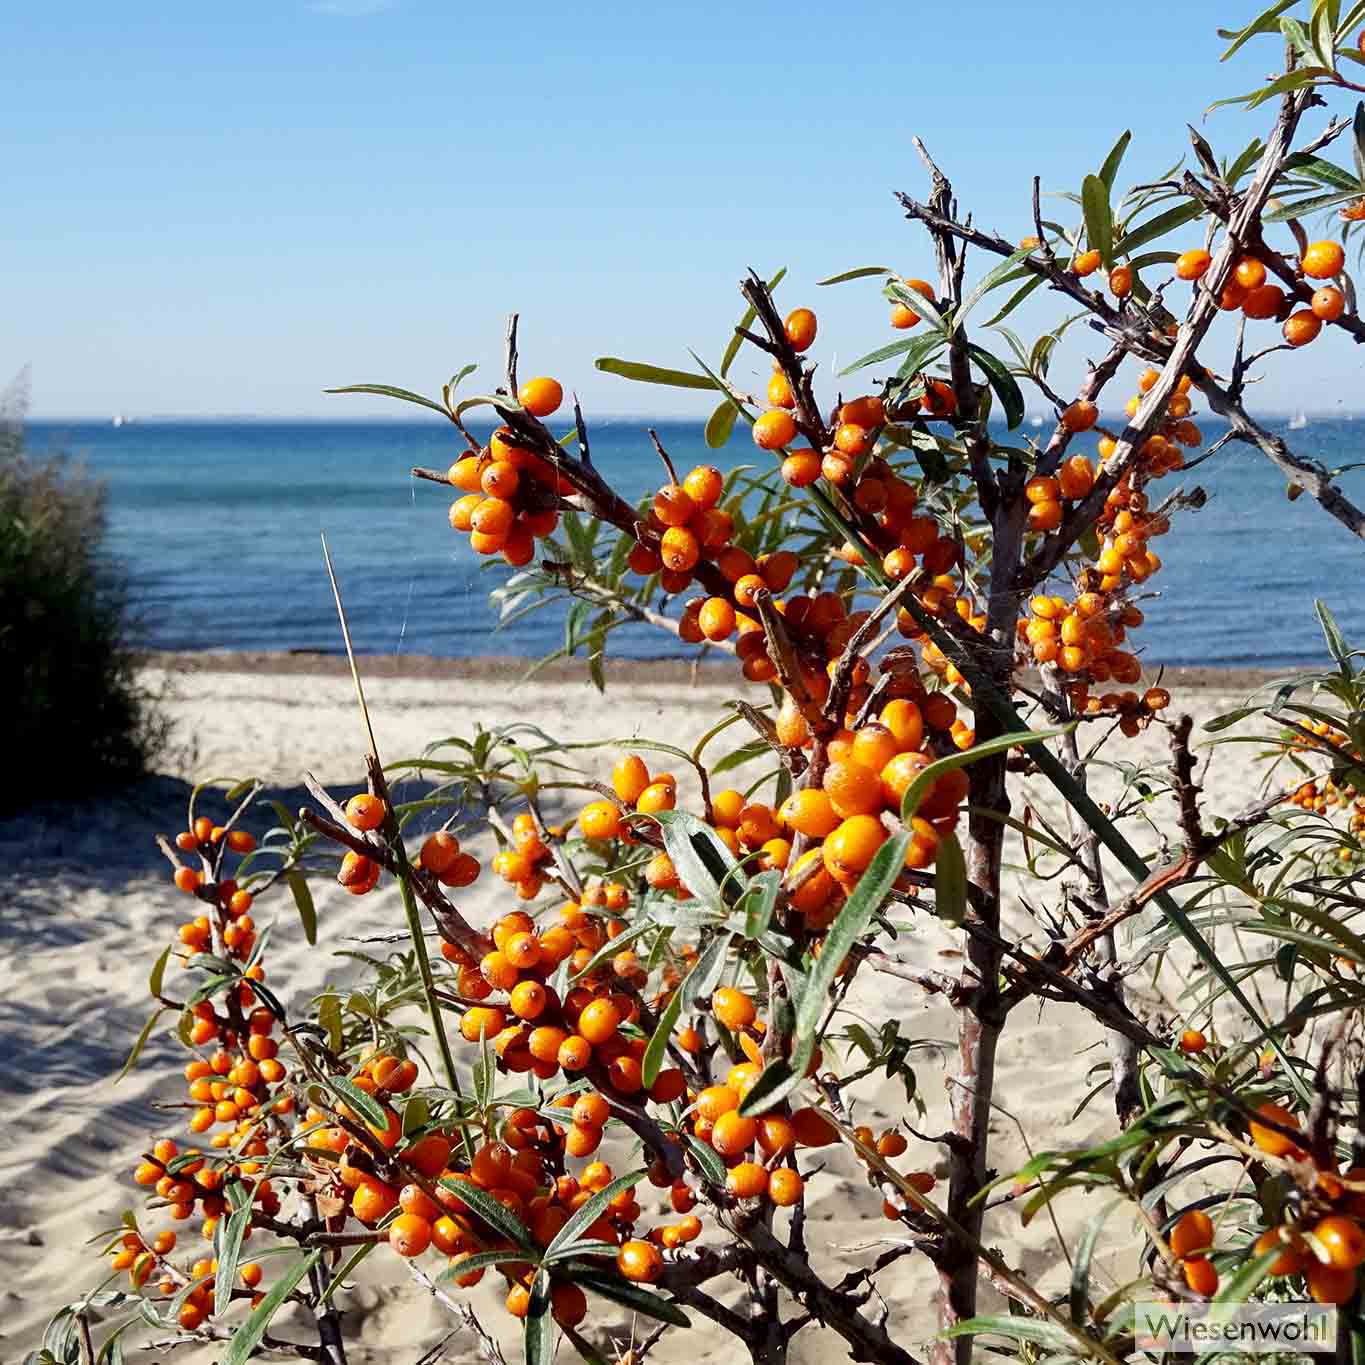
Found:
[1302,240,1345,280]
[174,867,201,894]
[1175,249,1212,281]
[1242,283,1285,320]
[1312,286,1346,321]
[618,1239,663,1283]
[1249,1102,1301,1157]
[1072,249,1101,276]
[388,1213,432,1257]
[1060,400,1098,433]
[823,815,887,878]
[699,597,736,641]
[753,410,798,450]
[578,998,621,1046]
[785,308,817,351]
[781,449,822,486]
[653,483,696,527]
[1108,265,1133,296]
[1308,1262,1358,1304]
[419,831,460,876]
[696,1085,739,1122]
[1170,1209,1214,1258]
[727,1161,769,1199]
[518,376,563,417]
[1182,1256,1218,1296]
[711,987,757,1031]
[579,800,623,841]
[557,1035,592,1071]
[1283,309,1322,347]
[834,422,871,456]
[660,525,700,572]
[1178,1029,1207,1054]
[1233,256,1266,290]
[352,1177,398,1224]
[768,1168,803,1206]
[683,463,724,509]
[1315,1216,1365,1270]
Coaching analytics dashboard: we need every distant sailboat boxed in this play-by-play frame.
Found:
[1030,414,1044,428]
[1288,411,1309,430]
[112,414,127,427]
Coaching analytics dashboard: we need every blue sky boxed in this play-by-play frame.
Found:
[5,1,1360,419]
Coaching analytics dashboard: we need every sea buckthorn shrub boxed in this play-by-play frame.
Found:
[33,9,1365,1365]
[1,390,165,810]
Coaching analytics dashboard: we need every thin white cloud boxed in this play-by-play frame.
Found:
[308,0,396,14]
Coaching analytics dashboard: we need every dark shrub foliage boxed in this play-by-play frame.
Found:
[0,379,165,810]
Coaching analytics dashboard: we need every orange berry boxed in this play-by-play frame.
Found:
[518,376,563,417]
[767,1168,803,1206]
[1249,1102,1301,1157]
[1312,286,1346,321]
[695,1085,739,1122]
[1242,283,1285,320]
[1072,248,1101,276]
[781,449,822,486]
[1178,1029,1207,1054]
[1284,309,1322,347]
[1170,1209,1214,1259]
[660,525,700,572]
[579,800,623,841]
[578,998,621,1046]
[1175,249,1212,281]
[618,1239,663,1283]
[785,307,817,351]
[419,831,460,876]
[753,410,798,450]
[1233,256,1266,290]
[1315,1216,1365,1270]
[726,1161,768,1199]
[1182,1256,1218,1296]
[1302,240,1345,280]
[711,987,757,1031]
[388,1213,432,1257]
[653,483,696,527]
[1307,1262,1358,1304]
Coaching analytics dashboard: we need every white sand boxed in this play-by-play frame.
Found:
[0,664,1272,1363]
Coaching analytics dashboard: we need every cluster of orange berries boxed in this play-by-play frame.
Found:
[1164,1103,1365,1305]
[121,1121,280,1327]
[628,462,738,585]
[446,377,569,567]
[1015,367,1208,706]
[442,896,688,1109]
[108,1211,267,1330]
[1174,241,1347,347]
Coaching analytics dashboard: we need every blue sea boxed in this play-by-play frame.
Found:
[21,416,1365,668]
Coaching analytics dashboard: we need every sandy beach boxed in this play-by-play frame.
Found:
[0,655,1283,1363]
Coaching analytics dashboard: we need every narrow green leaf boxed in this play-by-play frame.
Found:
[148,945,171,1000]
[704,398,740,450]
[1354,101,1365,186]
[883,280,949,334]
[544,1171,646,1261]
[317,1241,377,1307]
[1219,0,1300,60]
[595,358,716,391]
[223,1252,320,1365]
[641,985,684,1091]
[967,344,1026,430]
[214,1184,252,1318]
[816,265,893,285]
[287,872,316,947]
[1081,174,1114,268]
[721,266,786,377]
[933,832,967,927]
[742,869,782,941]
[839,332,944,377]
[1070,1198,1122,1325]
[1114,201,1203,257]
[1316,598,1351,670]
[652,810,748,912]
[564,1269,691,1327]
[523,1272,554,1365]
[955,248,1036,329]
[325,384,448,417]
[325,1075,387,1131]
[438,1176,537,1252]
[984,273,1044,326]
[900,725,1074,822]
[1099,130,1133,190]
[115,1008,168,1083]
[740,832,911,1117]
